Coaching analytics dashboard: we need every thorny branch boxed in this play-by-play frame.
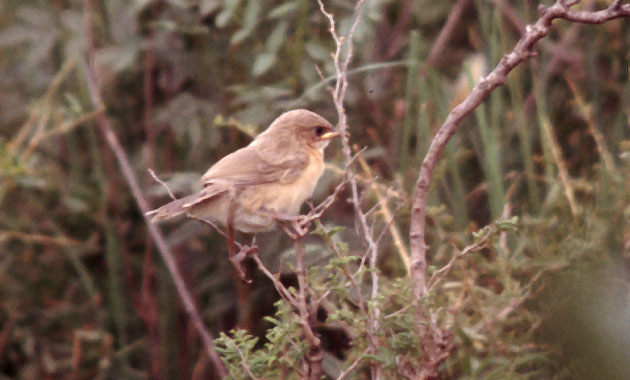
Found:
[81,0,227,377]
[409,0,630,378]
[317,1,385,379]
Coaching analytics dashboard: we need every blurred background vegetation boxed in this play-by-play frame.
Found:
[0,0,629,379]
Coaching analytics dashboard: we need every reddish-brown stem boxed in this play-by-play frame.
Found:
[294,236,323,380]
[425,0,471,67]
[81,1,227,377]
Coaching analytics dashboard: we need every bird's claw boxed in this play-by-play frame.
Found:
[229,254,252,284]
[229,242,259,283]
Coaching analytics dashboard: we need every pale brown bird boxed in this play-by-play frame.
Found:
[147,109,338,235]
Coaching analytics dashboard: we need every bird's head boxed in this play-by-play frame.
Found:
[258,109,339,152]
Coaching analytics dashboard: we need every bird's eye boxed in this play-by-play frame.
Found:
[314,126,325,136]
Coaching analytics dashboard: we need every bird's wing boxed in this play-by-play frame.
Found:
[201,144,308,187]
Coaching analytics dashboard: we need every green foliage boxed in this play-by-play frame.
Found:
[216,217,553,379]
[215,301,308,379]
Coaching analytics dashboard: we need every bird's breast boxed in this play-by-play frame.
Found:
[241,150,325,216]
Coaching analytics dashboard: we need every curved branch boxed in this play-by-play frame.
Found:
[409,0,630,376]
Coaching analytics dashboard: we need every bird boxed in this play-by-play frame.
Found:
[146,109,339,279]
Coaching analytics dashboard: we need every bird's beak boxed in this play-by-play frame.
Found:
[321,131,341,140]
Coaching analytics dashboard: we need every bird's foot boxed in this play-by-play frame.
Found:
[229,238,259,284]
[229,250,252,284]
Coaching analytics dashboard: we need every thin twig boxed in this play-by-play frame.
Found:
[294,237,323,380]
[328,237,367,316]
[148,169,177,200]
[251,246,322,379]
[10,59,77,159]
[317,1,382,379]
[233,342,260,380]
[314,63,335,96]
[147,169,233,240]
[23,108,104,159]
[250,254,298,307]
[336,349,370,380]
[373,200,405,248]
[355,148,410,274]
[427,228,495,290]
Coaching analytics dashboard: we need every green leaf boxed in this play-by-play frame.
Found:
[215,0,241,28]
[312,220,346,238]
[265,21,288,54]
[268,2,299,19]
[251,53,276,77]
[305,41,330,61]
[230,0,262,45]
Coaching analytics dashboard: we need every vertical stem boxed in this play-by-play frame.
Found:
[294,236,323,380]
[317,1,381,377]
[81,1,227,376]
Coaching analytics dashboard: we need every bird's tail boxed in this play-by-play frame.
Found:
[145,193,201,222]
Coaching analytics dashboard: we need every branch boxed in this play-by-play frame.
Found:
[294,237,323,380]
[557,0,630,24]
[233,341,261,380]
[250,240,322,380]
[317,1,383,379]
[409,0,630,377]
[355,149,410,273]
[427,226,495,290]
[410,0,630,305]
[250,254,297,306]
[336,348,370,380]
[81,1,227,377]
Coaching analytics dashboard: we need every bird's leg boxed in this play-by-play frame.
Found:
[230,231,258,263]
[228,236,253,285]
[227,195,251,284]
